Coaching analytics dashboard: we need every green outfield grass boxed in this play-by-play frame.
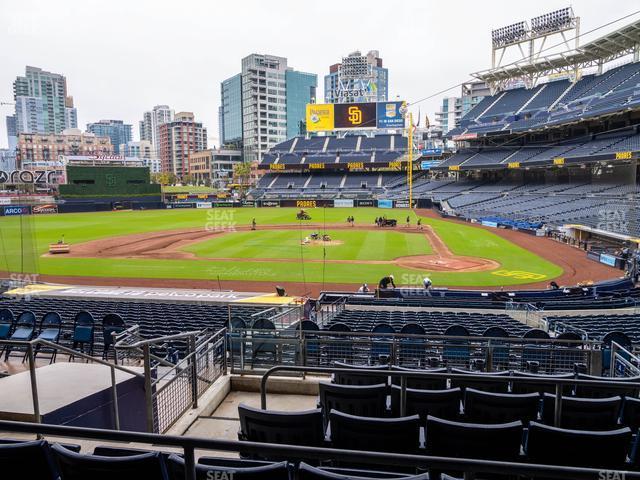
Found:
[0,208,563,287]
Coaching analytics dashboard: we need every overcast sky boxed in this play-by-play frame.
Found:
[0,0,638,149]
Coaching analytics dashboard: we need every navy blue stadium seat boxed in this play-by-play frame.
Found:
[525,421,631,469]
[298,462,431,479]
[329,410,421,454]
[511,371,574,395]
[442,326,471,368]
[237,404,325,459]
[326,323,352,363]
[167,454,290,480]
[575,373,640,398]
[102,313,125,360]
[541,393,622,430]
[3,310,36,361]
[390,366,448,390]
[522,329,551,372]
[601,331,632,373]
[71,311,95,357]
[621,396,640,432]
[425,416,523,462]
[34,312,63,363]
[449,368,510,393]
[390,386,462,421]
[319,382,388,426]
[0,308,13,341]
[370,323,395,363]
[51,442,169,480]
[482,327,510,369]
[250,318,276,365]
[399,324,426,366]
[333,362,389,386]
[0,439,58,480]
[464,388,540,424]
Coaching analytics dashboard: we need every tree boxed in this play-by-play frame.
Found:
[233,162,252,198]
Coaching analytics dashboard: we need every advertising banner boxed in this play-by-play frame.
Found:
[306,104,335,132]
[0,198,11,205]
[32,204,59,215]
[260,200,281,207]
[166,203,195,209]
[356,199,375,207]
[334,199,354,208]
[334,103,377,129]
[599,253,617,267]
[376,101,405,129]
[394,200,416,208]
[2,205,30,216]
[377,199,393,209]
[421,160,438,170]
[481,220,499,228]
[422,148,443,156]
[196,202,213,209]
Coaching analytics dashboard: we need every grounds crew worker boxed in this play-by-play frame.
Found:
[378,274,396,289]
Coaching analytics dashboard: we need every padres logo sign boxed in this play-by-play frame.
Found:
[491,270,546,280]
[348,106,363,125]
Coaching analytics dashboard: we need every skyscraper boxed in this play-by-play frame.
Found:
[158,112,207,178]
[5,115,17,152]
[139,105,174,156]
[12,66,75,135]
[436,81,489,133]
[86,120,133,154]
[324,50,388,104]
[219,74,242,149]
[220,54,317,163]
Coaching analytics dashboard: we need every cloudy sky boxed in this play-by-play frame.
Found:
[0,0,638,148]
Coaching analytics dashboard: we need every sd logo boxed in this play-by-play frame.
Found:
[348,106,363,125]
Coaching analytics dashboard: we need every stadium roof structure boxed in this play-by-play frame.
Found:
[473,18,640,84]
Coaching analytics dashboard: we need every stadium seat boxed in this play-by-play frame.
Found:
[399,324,427,366]
[601,331,633,373]
[326,323,353,363]
[328,410,421,454]
[228,318,246,357]
[521,329,552,372]
[541,393,622,430]
[621,396,640,432]
[425,416,523,461]
[511,372,574,395]
[464,388,540,424]
[237,404,325,459]
[71,311,95,357]
[390,366,448,390]
[333,361,389,386]
[101,313,125,360]
[51,443,169,480]
[0,308,13,341]
[250,318,277,365]
[525,421,631,469]
[3,310,36,361]
[442,325,470,368]
[482,327,510,369]
[390,385,462,421]
[34,312,63,363]
[318,382,388,426]
[0,440,58,480]
[449,368,510,393]
[370,323,395,363]
[574,373,640,398]
[167,454,290,480]
[298,462,432,479]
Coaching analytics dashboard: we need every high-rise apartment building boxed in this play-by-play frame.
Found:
[220,54,317,163]
[158,112,207,178]
[436,81,490,133]
[16,129,113,165]
[11,66,75,135]
[86,120,132,154]
[139,105,174,155]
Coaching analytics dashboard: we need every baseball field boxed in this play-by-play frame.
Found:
[0,207,615,292]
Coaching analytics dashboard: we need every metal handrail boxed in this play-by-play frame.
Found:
[260,365,640,427]
[0,419,637,480]
[114,330,205,349]
[0,337,143,431]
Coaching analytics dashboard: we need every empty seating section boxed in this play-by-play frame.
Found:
[549,314,640,343]
[0,297,261,357]
[454,60,640,134]
[232,369,640,474]
[326,309,529,336]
